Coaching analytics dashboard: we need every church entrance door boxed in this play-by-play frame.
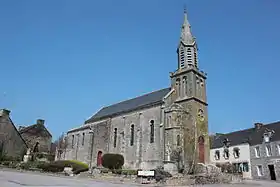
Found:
[97,151,103,167]
[198,136,205,163]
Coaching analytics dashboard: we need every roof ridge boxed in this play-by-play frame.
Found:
[102,87,170,109]
[218,121,280,136]
[85,87,171,124]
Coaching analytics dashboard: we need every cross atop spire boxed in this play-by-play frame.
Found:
[183,5,188,23]
[180,7,194,45]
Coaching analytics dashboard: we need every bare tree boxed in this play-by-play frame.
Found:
[53,133,68,160]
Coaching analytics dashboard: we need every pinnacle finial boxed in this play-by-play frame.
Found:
[184,5,187,14]
[183,5,188,24]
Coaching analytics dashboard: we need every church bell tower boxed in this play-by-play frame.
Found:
[164,8,209,173]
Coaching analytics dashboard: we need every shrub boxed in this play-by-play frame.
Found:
[121,169,137,175]
[18,161,44,170]
[152,168,172,182]
[216,163,239,174]
[2,161,10,166]
[100,168,109,173]
[102,153,124,169]
[39,160,88,174]
[112,169,122,175]
[19,162,32,170]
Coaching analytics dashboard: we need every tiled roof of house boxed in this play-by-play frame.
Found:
[211,121,280,149]
[85,87,171,124]
[19,123,52,137]
[211,129,253,149]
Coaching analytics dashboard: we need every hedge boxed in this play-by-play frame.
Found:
[38,160,88,174]
[112,169,137,175]
[102,153,124,169]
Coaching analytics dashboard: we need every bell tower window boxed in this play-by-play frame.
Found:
[180,47,185,68]
[187,48,192,66]
[194,46,198,67]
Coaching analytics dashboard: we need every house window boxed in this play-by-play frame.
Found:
[263,133,270,143]
[266,145,272,157]
[82,133,85,146]
[234,162,249,173]
[224,148,229,159]
[215,150,220,160]
[177,135,180,146]
[71,135,74,148]
[255,146,260,158]
[233,147,240,158]
[113,128,117,148]
[223,138,230,148]
[130,124,134,146]
[257,165,263,176]
[242,162,249,172]
[150,120,155,143]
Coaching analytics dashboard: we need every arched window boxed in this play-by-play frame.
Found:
[150,120,155,143]
[130,124,134,146]
[176,78,181,97]
[168,116,171,126]
[82,132,85,146]
[71,135,74,148]
[113,128,117,148]
[183,76,187,96]
[177,135,180,146]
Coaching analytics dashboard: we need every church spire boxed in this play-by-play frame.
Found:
[180,7,195,45]
[177,7,198,70]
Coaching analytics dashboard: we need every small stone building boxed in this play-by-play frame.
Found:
[63,10,210,172]
[250,122,280,181]
[210,121,280,181]
[0,109,27,159]
[19,119,52,153]
[210,132,252,179]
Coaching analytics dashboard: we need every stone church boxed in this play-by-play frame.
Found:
[63,10,210,172]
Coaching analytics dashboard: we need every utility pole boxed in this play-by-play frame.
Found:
[89,128,94,174]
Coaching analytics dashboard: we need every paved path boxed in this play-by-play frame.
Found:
[1,169,280,187]
[0,170,130,187]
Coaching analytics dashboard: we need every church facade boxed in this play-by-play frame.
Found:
[63,10,209,172]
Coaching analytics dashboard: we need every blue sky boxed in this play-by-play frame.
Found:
[1,0,280,140]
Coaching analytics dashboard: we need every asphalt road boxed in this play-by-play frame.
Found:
[0,169,280,187]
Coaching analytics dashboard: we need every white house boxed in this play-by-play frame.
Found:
[210,132,252,179]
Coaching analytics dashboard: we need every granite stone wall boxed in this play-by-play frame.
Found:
[0,110,27,159]
[250,141,280,181]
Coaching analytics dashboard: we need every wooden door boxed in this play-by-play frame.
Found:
[97,151,103,166]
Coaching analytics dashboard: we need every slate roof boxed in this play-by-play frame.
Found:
[85,87,171,124]
[211,121,280,149]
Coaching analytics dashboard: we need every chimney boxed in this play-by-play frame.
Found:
[0,109,11,117]
[254,123,263,129]
[18,126,26,131]
[37,119,45,126]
